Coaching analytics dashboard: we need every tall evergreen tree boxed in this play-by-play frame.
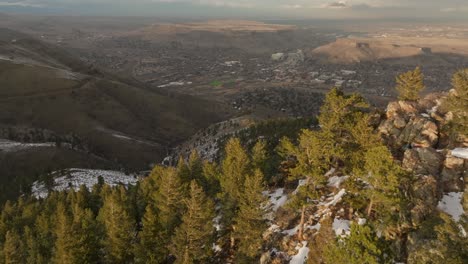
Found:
[134,205,166,264]
[251,140,269,176]
[52,202,73,264]
[220,138,251,201]
[363,146,404,218]
[154,167,185,237]
[443,68,468,136]
[69,205,100,263]
[395,67,425,101]
[233,170,268,261]
[219,138,251,229]
[98,187,136,263]
[171,181,215,264]
[3,229,26,264]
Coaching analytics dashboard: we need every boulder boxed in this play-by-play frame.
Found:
[440,156,466,192]
[386,102,401,119]
[398,101,419,116]
[403,148,443,175]
[397,116,438,148]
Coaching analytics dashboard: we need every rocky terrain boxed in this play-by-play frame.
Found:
[257,92,467,263]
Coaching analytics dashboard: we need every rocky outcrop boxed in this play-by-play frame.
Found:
[402,148,443,176]
[380,93,467,193]
[379,100,440,149]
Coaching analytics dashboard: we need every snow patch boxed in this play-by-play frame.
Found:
[451,148,468,159]
[283,225,300,236]
[327,176,349,188]
[213,215,222,232]
[289,242,309,264]
[306,223,321,231]
[437,192,465,222]
[358,218,367,225]
[268,188,288,211]
[323,189,346,207]
[158,81,188,88]
[31,169,138,199]
[333,218,351,237]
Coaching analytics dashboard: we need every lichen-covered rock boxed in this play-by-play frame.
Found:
[396,116,438,148]
[403,148,443,176]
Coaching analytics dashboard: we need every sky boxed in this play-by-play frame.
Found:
[0,0,468,20]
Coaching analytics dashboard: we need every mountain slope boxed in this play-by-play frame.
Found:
[0,28,233,201]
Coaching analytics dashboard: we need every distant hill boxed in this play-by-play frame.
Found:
[0,28,233,202]
[310,37,468,64]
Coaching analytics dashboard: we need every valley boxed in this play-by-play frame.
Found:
[0,15,467,201]
[0,11,466,264]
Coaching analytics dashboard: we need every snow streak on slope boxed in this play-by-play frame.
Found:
[32,169,139,198]
[0,139,56,152]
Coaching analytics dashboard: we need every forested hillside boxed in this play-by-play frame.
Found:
[0,69,467,264]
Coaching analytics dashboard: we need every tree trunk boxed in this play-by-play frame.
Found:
[367,199,374,217]
[298,205,306,240]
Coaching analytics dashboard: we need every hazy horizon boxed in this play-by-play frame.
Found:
[0,0,468,21]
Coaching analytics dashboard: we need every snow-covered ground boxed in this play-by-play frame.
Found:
[451,148,468,159]
[289,241,309,264]
[437,192,465,222]
[31,168,139,198]
[265,188,289,212]
[0,139,56,152]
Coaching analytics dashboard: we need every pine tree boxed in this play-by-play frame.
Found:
[323,224,389,264]
[3,229,26,264]
[443,68,468,136]
[220,138,251,201]
[171,181,215,264]
[201,161,221,197]
[69,205,100,263]
[98,187,136,263]
[33,211,54,263]
[176,156,191,183]
[154,167,185,237]
[251,140,268,176]
[219,138,251,228]
[396,67,425,101]
[52,202,73,264]
[233,170,268,261]
[134,205,166,264]
[188,150,204,185]
[363,146,403,218]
